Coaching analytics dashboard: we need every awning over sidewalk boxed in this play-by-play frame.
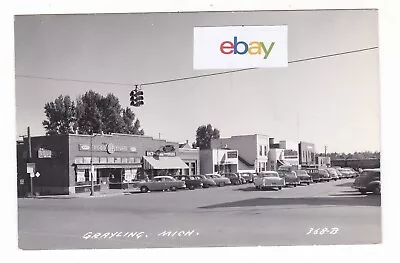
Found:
[143,156,189,170]
[75,164,141,170]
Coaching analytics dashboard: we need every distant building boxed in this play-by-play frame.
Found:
[267,138,300,170]
[211,134,270,173]
[316,156,331,167]
[298,141,316,166]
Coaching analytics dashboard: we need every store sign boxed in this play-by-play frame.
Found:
[146,151,176,157]
[38,148,53,158]
[27,163,35,174]
[78,144,137,153]
[284,149,298,159]
[227,151,238,159]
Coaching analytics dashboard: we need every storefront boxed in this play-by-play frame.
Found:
[199,149,238,174]
[16,133,199,196]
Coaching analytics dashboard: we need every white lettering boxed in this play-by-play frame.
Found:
[116,232,123,237]
[158,230,172,237]
[127,232,136,238]
[100,233,110,239]
[178,231,185,237]
[92,233,102,239]
[136,232,144,239]
[183,229,196,237]
[82,232,93,240]
[109,232,119,239]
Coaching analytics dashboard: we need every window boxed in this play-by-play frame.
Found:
[264,146,268,156]
[259,146,263,156]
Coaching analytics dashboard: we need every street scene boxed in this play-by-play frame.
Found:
[14,9,381,250]
[18,178,380,250]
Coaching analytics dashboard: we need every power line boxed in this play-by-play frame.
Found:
[15,46,378,88]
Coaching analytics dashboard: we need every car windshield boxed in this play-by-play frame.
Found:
[296,170,307,175]
[361,170,380,179]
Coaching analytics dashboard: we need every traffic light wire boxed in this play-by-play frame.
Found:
[15,46,378,88]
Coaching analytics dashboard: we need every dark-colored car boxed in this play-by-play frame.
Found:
[353,168,380,195]
[277,170,300,187]
[240,172,255,183]
[195,175,217,188]
[294,170,313,185]
[174,175,203,190]
[222,173,243,185]
[308,169,330,182]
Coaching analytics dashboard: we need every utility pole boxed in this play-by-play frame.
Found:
[27,126,33,197]
[324,146,327,157]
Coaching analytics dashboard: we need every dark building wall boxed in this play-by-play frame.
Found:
[331,158,380,169]
[298,141,316,165]
[17,135,70,195]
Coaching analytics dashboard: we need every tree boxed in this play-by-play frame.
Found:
[194,124,220,150]
[42,95,77,135]
[43,90,145,136]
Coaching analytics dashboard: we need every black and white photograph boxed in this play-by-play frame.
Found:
[13,7,383,251]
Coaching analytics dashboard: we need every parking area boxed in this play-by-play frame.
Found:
[18,178,381,249]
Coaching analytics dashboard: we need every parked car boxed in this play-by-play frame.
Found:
[221,173,243,185]
[195,175,217,188]
[346,167,360,178]
[174,175,203,190]
[294,170,313,185]
[324,168,340,181]
[254,171,285,190]
[239,172,255,183]
[277,170,300,187]
[205,174,232,187]
[337,168,351,179]
[353,168,381,195]
[308,169,330,182]
[134,176,186,193]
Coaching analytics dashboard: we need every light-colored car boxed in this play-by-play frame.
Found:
[324,168,340,181]
[254,171,285,190]
[134,176,186,193]
[205,174,231,187]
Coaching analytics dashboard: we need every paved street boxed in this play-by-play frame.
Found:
[18,179,381,250]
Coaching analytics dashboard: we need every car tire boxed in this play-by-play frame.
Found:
[307,182,310,185]
[219,182,224,187]
[373,185,381,195]
[189,185,195,190]
[359,190,367,195]
[140,186,149,193]
[293,184,297,187]
[170,186,177,191]
[278,186,282,190]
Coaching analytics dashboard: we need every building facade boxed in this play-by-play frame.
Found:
[211,134,270,173]
[17,134,199,196]
[199,149,239,174]
[267,139,300,170]
[298,141,316,166]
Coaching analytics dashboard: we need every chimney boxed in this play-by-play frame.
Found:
[269,138,275,146]
[186,140,189,144]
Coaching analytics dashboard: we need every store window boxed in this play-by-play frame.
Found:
[264,146,268,156]
[259,146,263,156]
[191,162,196,175]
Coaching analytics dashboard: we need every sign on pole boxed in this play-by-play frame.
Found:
[27,163,35,174]
[29,172,34,178]
[35,172,40,177]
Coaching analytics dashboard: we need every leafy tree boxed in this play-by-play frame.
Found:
[43,90,144,136]
[42,95,76,135]
[194,124,220,150]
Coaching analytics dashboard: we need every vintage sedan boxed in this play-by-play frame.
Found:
[308,169,330,182]
[134,176,186,193]
[353,168,380,195]
[254,171,285,190]
[174,175,203,190]
[337,168,351,179]
[195,175,217,188]
[294,170,313,185]
[221,173,243,185]
[277,170,300,187]
[324,168,340,181]
[240,172,256,183]
[205,174,231,187]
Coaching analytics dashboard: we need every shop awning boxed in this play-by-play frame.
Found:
[75,164,141,170]
[143,156,189,170]
[277,160,286,166]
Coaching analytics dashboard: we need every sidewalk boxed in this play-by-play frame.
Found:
[22,188,140,199]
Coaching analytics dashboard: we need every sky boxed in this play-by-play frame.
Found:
[14,10,380,153]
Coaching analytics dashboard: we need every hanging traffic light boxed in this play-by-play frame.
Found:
[129,85,144,107]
